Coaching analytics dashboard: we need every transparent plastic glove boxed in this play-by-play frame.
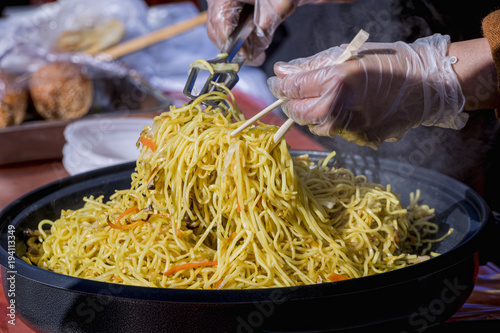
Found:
[207,0,316,66]
[267,34,468,149]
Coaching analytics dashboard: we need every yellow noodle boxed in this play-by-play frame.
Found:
[25,90,446,289]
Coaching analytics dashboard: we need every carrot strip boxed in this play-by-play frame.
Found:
[214,278,224,289]
[108,207,144,230]
[163,261,217,276]
[108,219,145,230]
[147,165,159,182]
[115,207,139,223]
[140,137,157,152]
[327,273,349,282]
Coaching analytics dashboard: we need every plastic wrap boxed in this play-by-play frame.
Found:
[0,0,159,127]
[0,0,150,72]
[0,0,274,114]
[0,0,275,165]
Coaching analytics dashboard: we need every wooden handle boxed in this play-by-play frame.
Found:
[231,99,284,136]
[273,118,294,143]
[99,11,208,60]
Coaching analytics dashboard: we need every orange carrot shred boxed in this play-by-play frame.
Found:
[140,137,157,152]
[327,273,349,282]
[214,278,224,289]
[147,165,159,182]
[108,207,144,230]
[108,219,145,230]
[116,207,139,222]
[163,261,217,276]
[176,229,182,238]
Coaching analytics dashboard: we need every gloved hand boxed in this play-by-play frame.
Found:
[207,0,318,66]
[267,34,468,149]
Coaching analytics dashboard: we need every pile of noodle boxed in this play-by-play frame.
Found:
[23,90,451,289]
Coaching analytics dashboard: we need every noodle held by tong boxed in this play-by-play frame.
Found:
[25,90,446,289]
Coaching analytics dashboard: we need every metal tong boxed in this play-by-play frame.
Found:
[183,5,254,106]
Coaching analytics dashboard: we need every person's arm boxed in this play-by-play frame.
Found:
[449,38,500,111]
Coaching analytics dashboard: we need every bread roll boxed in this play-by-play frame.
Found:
[0,71,28,128]
[29,62,93,120]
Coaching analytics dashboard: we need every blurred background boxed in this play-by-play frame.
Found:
[1,2,499,332]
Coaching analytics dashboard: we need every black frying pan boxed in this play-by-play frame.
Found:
[0,151,496,332]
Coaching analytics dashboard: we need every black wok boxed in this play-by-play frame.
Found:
[0,150,497,332]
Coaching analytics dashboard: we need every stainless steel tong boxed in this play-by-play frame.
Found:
[183,5,254,106]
